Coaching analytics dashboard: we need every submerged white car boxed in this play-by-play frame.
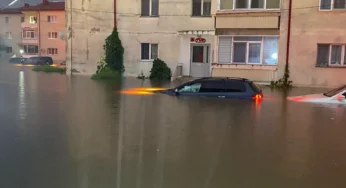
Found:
[288,85,346,104]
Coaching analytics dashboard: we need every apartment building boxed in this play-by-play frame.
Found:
[66,0,216,77]
[212,0,288,82]
[0,8,23,58]
[289,0,346,87]
[21,0,66,64]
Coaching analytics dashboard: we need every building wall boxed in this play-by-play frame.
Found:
[117,0,216,77]
[66,0,216,76]
[65,0,114,74]
[211,0,289,82]
[289,0,346,87]
[39,10,66,64]
[0,14,23,58]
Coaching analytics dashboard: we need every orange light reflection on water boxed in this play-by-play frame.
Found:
[120,87,167,95]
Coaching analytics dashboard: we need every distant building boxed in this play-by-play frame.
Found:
[0,8,23,58]
[21,0,66,64]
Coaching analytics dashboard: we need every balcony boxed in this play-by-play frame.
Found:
[22,38,38,44]
[215,11,280,29]
[21,22,38,29]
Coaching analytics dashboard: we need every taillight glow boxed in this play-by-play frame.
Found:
[253,94,263,100]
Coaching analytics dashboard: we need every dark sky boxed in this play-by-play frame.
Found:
[0,0,64,9]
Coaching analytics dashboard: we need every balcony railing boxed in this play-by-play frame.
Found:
[21,22,38,29]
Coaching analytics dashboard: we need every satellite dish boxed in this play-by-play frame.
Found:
[59,30,67,40]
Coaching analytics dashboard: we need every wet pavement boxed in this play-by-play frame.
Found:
[1,60,346,188]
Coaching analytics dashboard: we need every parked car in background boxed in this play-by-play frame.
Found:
[288,85,346,104]
[158,77,263,100]
[24,56,53,65]
[9,57,27,64]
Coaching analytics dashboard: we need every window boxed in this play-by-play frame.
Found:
[141,43,158,60]
[23,45,39,54]
[5,17,9,24]
[5,32,12,39]
[21,17,25,23]
[29,16,37,24]
[193,0,211,16]
[225,81,247,92]
[179,82,202,93]
[22,30,36,39]
[316,44,346,67]
[141,0,159,16]
[6,47,12,53]
[48,16,57,23]
[48,32,58,39]
[321,0,346,10]
[199,81,226,92]
[218,36,279,65]
[47,48,58,55]
[219,0,280,10]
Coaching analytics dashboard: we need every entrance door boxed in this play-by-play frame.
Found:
[190,44,210,78]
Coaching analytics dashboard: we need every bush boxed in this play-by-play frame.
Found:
[149,59,172,81]
[104,29,124,73]
[32,65,66,73]
[270,63,293,89]
[91,57,121,80]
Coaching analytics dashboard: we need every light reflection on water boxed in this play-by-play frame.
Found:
[1,65,346,188]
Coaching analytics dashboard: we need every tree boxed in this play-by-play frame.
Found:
[104,29,124,73]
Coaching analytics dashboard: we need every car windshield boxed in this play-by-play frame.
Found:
[323,85,346,97]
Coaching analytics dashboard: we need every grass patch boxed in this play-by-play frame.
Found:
[32,65,66,73]
[91,71,122,80]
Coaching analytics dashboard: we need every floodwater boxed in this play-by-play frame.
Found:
[1,61,346,188]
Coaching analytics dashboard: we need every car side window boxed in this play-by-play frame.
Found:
[179,82,202,93]
[225,81,246,92]
[199,81,225,93]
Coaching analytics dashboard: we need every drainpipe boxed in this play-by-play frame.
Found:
[114,0,116,29]
[38,11,41,56]
[285,0,292,65]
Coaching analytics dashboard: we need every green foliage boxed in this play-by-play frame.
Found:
[270,63,293,89]
[32,65,66,73]
[104,29,124,73]
[91,57,121,80]
[149,59,172,81]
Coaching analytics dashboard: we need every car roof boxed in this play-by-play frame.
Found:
[195,77,250,82]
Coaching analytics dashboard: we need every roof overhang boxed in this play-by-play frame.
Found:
[178,30,215,35]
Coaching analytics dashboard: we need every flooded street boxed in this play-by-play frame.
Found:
[1,61,346,188]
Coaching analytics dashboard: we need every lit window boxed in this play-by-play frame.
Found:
[192,0,211,16]
[29,16,37,24]
[141,0,159,16]
[316,44,346,67]
[218,36,278,65]
[141,43,158,60]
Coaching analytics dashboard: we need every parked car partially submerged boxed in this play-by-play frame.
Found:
[288,85,346,104]
[158,77,263,100]
[9,57,27,64]
[24,56,53,65]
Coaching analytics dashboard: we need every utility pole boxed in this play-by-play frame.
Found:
[114,0,116,29]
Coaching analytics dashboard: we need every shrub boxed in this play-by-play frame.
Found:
[149,59,172,81]
[91,57,121,80]
[32,65,66,73]
[270,63,293,89]
[104,29,124,73]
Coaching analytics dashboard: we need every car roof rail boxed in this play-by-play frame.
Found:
[198,77,249,81]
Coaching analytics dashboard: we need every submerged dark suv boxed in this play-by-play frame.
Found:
[160,77,263,100]
[24,56,53,65]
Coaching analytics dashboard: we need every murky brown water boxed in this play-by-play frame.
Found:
[1,61,346,188]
